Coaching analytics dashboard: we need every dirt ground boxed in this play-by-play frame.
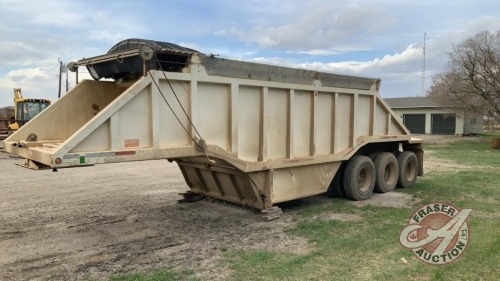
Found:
[416,134,497,173]
[0,136,469,281]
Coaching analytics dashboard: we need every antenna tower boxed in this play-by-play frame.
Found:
[421,33,426,97]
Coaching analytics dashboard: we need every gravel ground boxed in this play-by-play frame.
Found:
[0,144,308,281]
[0,136,456,281]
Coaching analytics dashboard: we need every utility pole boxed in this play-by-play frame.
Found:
[58,59,62,98]
[65,63,69,92]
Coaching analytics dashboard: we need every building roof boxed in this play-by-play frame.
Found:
[384,97,446,108]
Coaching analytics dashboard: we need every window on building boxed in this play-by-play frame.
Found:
[471,118,476,125]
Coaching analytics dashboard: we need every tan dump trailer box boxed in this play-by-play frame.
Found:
[5,39,423,212]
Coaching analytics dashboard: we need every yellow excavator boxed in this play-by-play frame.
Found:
[2,88,51,136]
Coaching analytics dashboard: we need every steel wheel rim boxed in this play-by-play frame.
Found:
[405,161,416,181]
[384,162,396,185]
[358,167,372,192]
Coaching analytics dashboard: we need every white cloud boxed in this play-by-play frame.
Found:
[251,44,422,75]
[245,44,428,97]
[0,42,46,67]
[1,0,499,107]
[7,67,54,81]
[0,66,94,107]
[87,30,129,44]
[0,0,85,28]
[216,1,397,50]
[0,67,58,105]
[0,1,150,107]
[292,50,341,56]
[249,56,297,66]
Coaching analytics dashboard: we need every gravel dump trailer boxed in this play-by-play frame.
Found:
[5,39,423,212]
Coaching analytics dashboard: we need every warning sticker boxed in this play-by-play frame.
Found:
[124,139,139,148]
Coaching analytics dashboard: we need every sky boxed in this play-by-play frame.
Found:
[1,0,499,107]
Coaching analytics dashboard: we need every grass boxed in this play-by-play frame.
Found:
[104,137,500,280]
[226,136,500,280]
[106,269,198,281]
[426,134,500,166]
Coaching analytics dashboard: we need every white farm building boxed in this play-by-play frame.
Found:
[385,97,483,135]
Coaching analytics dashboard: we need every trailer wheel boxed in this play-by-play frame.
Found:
[326,163,345,198]
[343,156,375,201]
[391,150,401,162]
[374,152,399,193]
[392,150,401,158]
[367,152,379,161]
[397,151,418,188]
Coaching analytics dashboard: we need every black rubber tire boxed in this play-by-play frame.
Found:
[326,163,345,198]
[397,151,418,188]
[343,156,376,201]
[374,152,399,193]
[392,150,401,159]
[367,152,379,161]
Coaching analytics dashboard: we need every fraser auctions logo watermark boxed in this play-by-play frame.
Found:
[399,202,472,265]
